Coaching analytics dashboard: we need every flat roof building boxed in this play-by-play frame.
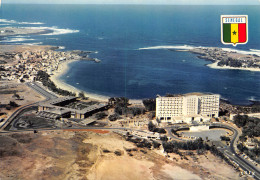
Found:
[38,97,109,120]
[156,93,220,124]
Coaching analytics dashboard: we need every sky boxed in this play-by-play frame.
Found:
[2,0,260,5]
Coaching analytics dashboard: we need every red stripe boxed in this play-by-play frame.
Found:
[238,23,246,43]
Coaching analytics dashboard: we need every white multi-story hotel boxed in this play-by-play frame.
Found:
[156,93,220,124]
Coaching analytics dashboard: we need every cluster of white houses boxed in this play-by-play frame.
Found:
[0,50,82,82]
[156,93,220,124]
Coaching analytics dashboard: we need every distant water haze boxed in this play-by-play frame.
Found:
[0,4,259,105]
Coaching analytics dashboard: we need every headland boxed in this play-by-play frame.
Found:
[0,27,52,36]
[187,47,260,72]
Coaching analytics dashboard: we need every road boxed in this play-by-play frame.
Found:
[0,82,58,131]
[2,82,260,179]
[166,123,260,179]
[26,82,57,100]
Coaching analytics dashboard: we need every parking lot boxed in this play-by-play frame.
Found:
[181,129,229,141]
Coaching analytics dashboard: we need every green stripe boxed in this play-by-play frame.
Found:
[223,23,231,43]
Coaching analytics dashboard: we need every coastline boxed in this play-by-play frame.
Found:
[207,61,260,72]
[49,60,111,102]
[49,60,143,104]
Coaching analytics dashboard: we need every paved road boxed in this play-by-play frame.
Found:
[3,82,260,178]
[166,123,260,179]
[26,82,57,100]
[0,82,58,131]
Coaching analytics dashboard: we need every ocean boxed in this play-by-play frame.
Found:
[0,4,260,104]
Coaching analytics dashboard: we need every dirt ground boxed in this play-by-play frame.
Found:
[0,130,242,180]
[0,81,45,128]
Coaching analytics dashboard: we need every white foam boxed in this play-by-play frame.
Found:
[25,26,79,36]
[0,19,44,25]
[58,46,66,50]
[2,37,35,43]
[12,42,43,46]
[139,45,194,50]
[13,35,29,38]
[247,96,258,101]
[18,22,44,25]
[139,45,260,56]
[0,19,17,23]
[222,48,260,56]
[250,49,260,53]
[46,38,59,40]
[0,24,10,26]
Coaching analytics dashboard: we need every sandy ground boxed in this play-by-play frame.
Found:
[0,130,242,180]
[0,45,54,54]
[0,81,45,127]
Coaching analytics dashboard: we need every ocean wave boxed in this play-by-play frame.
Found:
[250,49,260,52]
[26,26,79,35]
[222,48,260,56]
[139,45,260,56]
[58,46,66,49]
[1,37,36,43]
[0,24,10,26]
[0,19,17,23]
[46,37,59,40]
[18,22,44,25]
[12,42,43,46]
[13,35,29,38]
[0,19,44,25]
[247,96,259,101]
[139,45,195,50]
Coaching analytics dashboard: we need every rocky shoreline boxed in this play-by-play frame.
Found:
[172,47,260,71]
[0,27,52,37]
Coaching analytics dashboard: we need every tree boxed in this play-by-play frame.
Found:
[148,121,156,132]
[160,135,168,142]
[152,140,161,149]
[108,113,120,121]
[9,101,19,107]
[95,112,108,120]
[12,93,21,100]
[78,91,85,99]
[142,99,156,111]
[233,114,248,128]
[148,111,155,120]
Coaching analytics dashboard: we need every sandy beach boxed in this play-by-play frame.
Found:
[49,60,111,102]
[207,61,260,72]
[49,59,143,104]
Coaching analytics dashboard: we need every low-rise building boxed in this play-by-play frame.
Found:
[38,96,109,120]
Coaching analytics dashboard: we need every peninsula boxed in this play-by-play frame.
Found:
[0,27,51,37]
[189,47,260,71]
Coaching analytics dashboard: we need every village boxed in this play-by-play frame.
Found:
[0,47,97,82]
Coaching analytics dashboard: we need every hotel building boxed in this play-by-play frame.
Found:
[156,93,220,124]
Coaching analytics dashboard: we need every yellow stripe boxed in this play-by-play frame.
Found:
[230,23,238,44]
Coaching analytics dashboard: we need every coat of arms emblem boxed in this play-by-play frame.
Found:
[221,15,248,46]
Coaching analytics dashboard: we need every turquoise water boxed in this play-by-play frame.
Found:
[0,5,260,104]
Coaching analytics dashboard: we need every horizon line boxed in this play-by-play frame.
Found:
[1,3,260,5]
